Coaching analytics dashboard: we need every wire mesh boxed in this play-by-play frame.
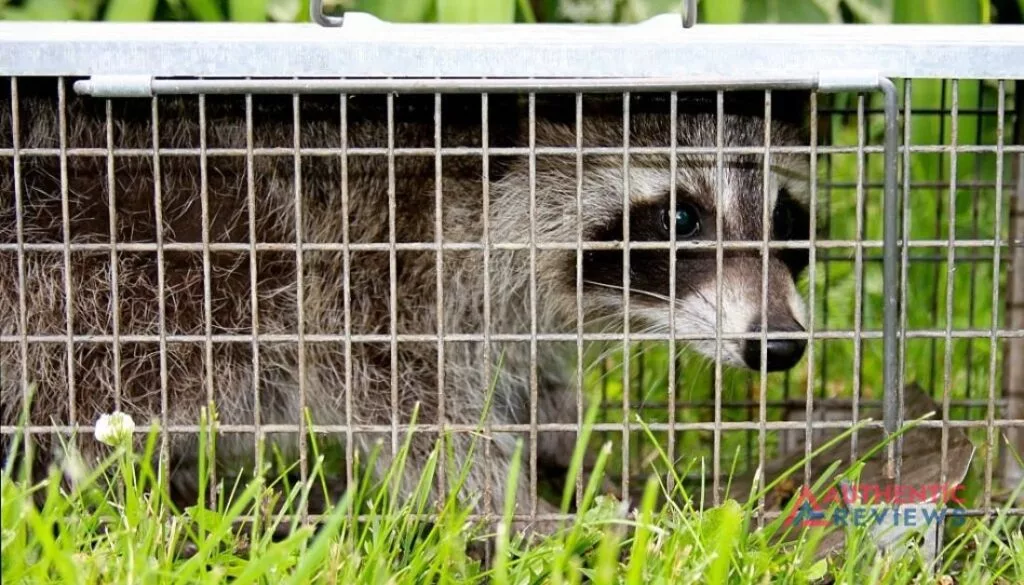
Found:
[0,76,1022,542]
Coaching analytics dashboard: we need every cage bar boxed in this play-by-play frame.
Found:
[712,89,725,505]
[620,92,632,502]
[150,95,171,475]
[198,93,217,504]
[481,91,494,516]
[9,78,32,465]
[57,79,75,431]
[104,98,122,412]
[756,89,773,523]
[244,90,265,533]
[574,91,585,507]
[1004,121,1024,490]
[939,81,961,503]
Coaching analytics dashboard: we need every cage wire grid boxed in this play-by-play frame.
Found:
[1,25,1024,543]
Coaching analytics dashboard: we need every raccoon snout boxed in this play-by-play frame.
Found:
[741,319,807,372]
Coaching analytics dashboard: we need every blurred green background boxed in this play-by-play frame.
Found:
[1,0,1022,24]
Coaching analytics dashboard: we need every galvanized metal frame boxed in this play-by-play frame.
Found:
[2,19,1024,80]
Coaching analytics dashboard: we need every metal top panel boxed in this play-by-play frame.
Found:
[2,14,1024,80]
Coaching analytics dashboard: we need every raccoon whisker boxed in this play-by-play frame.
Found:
[579,344,624,379]
[770,163,809,182]
[586,346,655,391]
[628,343,677,409]
[689,286,716,313]
[578,340,621,372]
[588,360,627,390]
[578,312,623,330]
[582,279,718,325]
[581,279,676,306]
[584,336,675,404]
[578,323,666,380]
[577,312,691,384]
[577,307,679,337]
[632,332,736,400]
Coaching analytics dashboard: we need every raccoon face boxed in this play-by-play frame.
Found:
[569,110,813,373]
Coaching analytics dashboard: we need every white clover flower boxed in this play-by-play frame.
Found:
[94,411,136,447]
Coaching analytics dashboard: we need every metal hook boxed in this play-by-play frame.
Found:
[684,0,697,28]
[310,0,344,27]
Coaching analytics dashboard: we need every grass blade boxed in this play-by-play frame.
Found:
[705,499,744,584]
[0,0,75,19]
[743,0,839,22]
[894,0,980,22]
[230,0,268,21]
[183,0,226,21]
[517,0,537,22]
[356,0,434,22]
[437,0,516,22]
[843,0,891,23]
[625,477,660,585]
[103,0,159,21]
[701,0,742,23]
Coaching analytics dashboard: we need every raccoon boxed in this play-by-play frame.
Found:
[0,79,811,533]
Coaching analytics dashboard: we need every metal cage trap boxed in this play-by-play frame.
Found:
[1,0,1023,560]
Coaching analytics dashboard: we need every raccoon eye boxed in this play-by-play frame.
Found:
[662,203,702,239]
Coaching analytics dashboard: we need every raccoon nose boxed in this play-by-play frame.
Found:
[742,321,807,372]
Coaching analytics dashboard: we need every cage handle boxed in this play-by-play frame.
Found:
[685,0,697,28]
[310,0,343,27]
[309,0,697,28]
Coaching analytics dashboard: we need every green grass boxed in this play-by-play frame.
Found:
[3,408,1022,585]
